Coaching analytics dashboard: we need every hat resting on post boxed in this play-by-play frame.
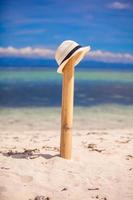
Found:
[55,40,91,74]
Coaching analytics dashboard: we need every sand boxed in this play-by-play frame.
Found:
[0,105,133,200]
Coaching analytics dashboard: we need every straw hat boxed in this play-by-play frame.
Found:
[55,40,91,74]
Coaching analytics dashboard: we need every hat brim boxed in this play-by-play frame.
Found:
[57,46,91,74]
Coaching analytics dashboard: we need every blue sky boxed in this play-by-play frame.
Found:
[0,0,133,63]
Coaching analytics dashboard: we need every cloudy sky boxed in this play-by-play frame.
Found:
[0,0,133,63]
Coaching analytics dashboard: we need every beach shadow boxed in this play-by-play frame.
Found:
[39,153,60,159]
[2,149,60,160]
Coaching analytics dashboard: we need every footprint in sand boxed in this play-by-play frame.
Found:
[20,175,33,183]
[116,139,131,144]
[0,186,7,200]
[0,186,7,193]
[0,194,7,200]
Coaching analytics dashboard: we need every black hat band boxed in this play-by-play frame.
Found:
[60,45,82,65]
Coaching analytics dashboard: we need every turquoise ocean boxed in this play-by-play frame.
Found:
[0,68,133,107]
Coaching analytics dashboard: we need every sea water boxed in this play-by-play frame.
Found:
[0,68,133,107]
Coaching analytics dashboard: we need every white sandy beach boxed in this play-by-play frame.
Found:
[0,105,133,200]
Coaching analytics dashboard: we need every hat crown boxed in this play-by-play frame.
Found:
[55,40,79,65]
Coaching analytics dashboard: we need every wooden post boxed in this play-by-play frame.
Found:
[60,58,74,159]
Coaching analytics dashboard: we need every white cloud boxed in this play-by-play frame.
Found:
[0,46,133,64]
[0,46,54,58]
[87,50,133,63]
[107,1,131,10]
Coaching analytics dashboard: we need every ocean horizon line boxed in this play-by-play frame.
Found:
[0,57,133,71]
[0,66,133,73]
